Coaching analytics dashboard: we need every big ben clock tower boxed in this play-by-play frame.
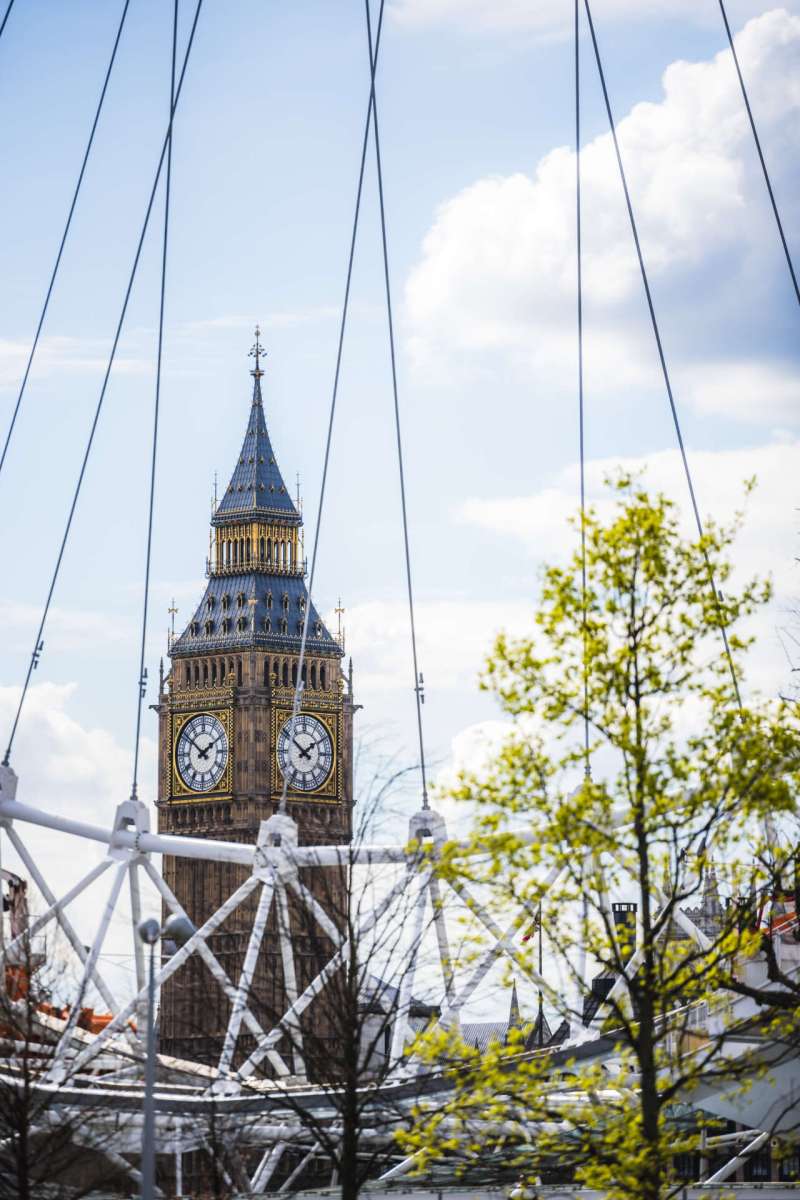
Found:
[156,330,355,1066]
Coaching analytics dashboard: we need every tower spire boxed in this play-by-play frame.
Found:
[249,325,265,378]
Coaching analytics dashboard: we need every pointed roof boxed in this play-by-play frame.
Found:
[213,342,299,526]
[508,980,522,1030]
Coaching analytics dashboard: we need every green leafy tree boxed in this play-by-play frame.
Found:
[401,476,800,1200]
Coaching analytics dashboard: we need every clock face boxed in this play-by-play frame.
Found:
[176,713,229,792]
[277,714,334,793]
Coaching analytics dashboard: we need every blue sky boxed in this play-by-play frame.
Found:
[0,0,798,871]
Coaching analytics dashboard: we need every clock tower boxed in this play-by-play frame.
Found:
[155,332,355,1067]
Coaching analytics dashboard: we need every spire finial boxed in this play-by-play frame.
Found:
[249,325,266,380]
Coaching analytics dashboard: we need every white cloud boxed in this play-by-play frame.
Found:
[390,0,800,39]
[334,598,535,695]
[404,10,800,422]
[0,335,151,391]
[0,603,135,654]
[458,437,800,696]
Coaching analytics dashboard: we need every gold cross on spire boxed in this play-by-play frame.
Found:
[335,597,345,649]
[168,598,178,647]
[249,325,266,379]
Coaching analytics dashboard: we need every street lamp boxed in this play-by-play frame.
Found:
[137,913,195,1200]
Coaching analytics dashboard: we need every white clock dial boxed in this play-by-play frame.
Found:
[277,714,333,792]
[176,713,229,792]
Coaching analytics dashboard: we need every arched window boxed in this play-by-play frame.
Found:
[263,659,269,687]
[259,537,265,562]
[237,659,243,686]
[282,593,289,612]
[287,541,293,568]
[237,593,245,609]
[320,664,326,690]
[310,664,317,689]
[185,664,191,685]
[222,594,230,612]
[267,537,272,563]
[211,662,217,685]
[203,662,209,685]
[194,662,200,684]
[266,592,273,610]
[282,661,289,687]
[228,658,235,680]
[264,617,272,634]
[292,663,298,686]
[301,663,307,685]
[245,540,251,564]
[281,541,286,568]
[280,618,288,635]
[233,541,239,566]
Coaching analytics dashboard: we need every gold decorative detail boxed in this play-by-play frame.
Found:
[272,707,340,803]
[170,706,233,801]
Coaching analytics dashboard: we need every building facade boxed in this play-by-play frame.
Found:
[155,335,355,1067]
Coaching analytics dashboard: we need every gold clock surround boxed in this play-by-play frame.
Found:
[170,698,233,801]
[271,705,340,803]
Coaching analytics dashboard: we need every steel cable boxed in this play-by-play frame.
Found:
[0,0,132,484]
[130,0,178,801]
[364,0,430,809]
[0,0,15,45]
[2,0,205,768]
[583,0,743,713]
[278,0,387,814]
[575,0,590,776]
[717,0,799,307]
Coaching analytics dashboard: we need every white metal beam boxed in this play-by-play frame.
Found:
[217,874,275,1078]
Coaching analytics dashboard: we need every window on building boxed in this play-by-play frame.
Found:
[222,594,230,612]
[282,593,289,612]
[237,659,243,686]
[237,593,245,609]
[204,620,214,636]
[266,592,273,609]
[282,661,289,687]
[320,665,327,690]
[264,617,272,633]
[280,618,288,635]
[190,621,199,637]
[310,664,317,688]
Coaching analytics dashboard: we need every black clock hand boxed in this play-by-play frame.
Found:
[292,737,312,760]
[197,734,223,760]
